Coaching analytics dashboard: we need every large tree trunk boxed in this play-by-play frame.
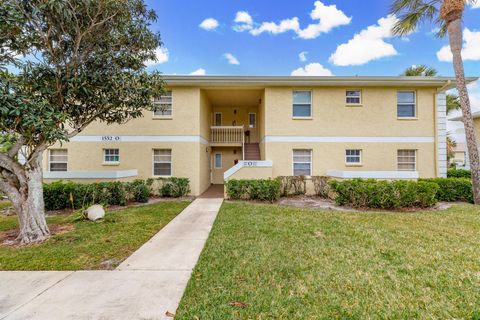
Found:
[447,18,480,204]
[6,152,50,244]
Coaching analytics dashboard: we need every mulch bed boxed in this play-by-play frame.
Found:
[0,224,74,247]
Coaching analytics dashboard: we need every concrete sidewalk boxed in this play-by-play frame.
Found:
[0,197,223,320]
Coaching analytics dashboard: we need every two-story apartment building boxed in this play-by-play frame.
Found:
[42,76,478,196]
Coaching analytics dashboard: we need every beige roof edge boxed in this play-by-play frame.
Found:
[163,75,478,90]
[449,111,480,121]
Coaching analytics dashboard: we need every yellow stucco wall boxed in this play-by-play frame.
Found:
[211,147,243,184]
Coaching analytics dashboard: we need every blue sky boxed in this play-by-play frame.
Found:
[146,0,480,142]
[146,0,479,78]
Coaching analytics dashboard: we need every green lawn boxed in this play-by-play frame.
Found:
[176,202,480,319]
[0,200,11,211]
[0,201,190,270]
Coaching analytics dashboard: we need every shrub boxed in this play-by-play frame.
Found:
[226,179,281,202]
[419,178,473,203]
[159,177,190,197]
[447,168,471,179]
[329,179,439,209]
[124,179,150,203]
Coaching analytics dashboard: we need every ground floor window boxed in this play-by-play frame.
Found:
[397,149,416,171]
[345,149,362,164]
[293,149,312,176]
[214,153,222,169]
[104,149,119,163]
[49,149,68,171]
[153,149,172,176]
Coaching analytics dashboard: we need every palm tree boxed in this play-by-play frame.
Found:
[392,0,480,204]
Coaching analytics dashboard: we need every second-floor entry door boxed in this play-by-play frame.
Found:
[214,112,222,126]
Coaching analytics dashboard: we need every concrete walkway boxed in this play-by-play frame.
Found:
[0,196,223,320]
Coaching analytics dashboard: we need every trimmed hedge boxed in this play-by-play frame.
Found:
[447,168,471,179]
[329,179,439,209]
[419,178,473,203]
[226,179,281,202]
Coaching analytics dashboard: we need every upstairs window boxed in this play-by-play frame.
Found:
[104,149,119,163]
[292,91,312,118]
[397,150,416,171]
[153,91,172,117]
[345,149,362,164]
[346,90,361,105]
[397,91,416,118]
[49,149,68,172]
[214,112,222,126]
[153,149,172,176]
[293,149,312,176]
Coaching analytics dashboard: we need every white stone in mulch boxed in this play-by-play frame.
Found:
[85,205,105,221]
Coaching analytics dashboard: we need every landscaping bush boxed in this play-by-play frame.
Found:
[159,177,190,197]
[226,179,281,202]
[124,179,150,203]
[419,178,473,203]
[447,168,471,179]
[329,179,439,209]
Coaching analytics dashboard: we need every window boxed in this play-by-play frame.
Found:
[397,91,416,118]
[214,153,222,169]
[292,90,312,118]
[153,149,172,176]
[104,149,119,163]
[346,90,361,104]
[346,149,362,164]
[293,149,312,176]
[249,113,256,128]
[397,150,416,171]
[214,112,222,126]
[153,91,172,117]
[49,149,68,172]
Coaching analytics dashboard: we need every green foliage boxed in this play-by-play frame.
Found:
[401,65,438,77]
[124,179,150,203]
[420,178,473,203]
[447,168,471,178]
[226,179,281,202]
[159,177,190,198]
[329,179,439,209]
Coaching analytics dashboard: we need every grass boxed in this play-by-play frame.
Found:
[0,201,190,270]
[0,200,11,211]
[176,202,480,319]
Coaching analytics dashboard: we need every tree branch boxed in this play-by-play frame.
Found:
[7,137,24,158]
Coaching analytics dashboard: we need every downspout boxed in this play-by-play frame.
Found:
[437,80,452,93]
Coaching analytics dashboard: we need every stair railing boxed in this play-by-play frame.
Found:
[242,127,245,160]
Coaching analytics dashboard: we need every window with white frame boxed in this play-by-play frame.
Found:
[214,153,222,169]
[49,149,68,172]
[153,91,172,117]
[397,149,416,171]
[104,149,119,163]
[397,91,416,118]
[292,90,312,118]
[153,149,172,176]
[346,90,361,104]
[249,113,256,128]
[345,149,362,164]
[293,149,312,176]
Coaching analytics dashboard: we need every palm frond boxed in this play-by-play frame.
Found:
[402,65,439,76]
[390,0,441,36]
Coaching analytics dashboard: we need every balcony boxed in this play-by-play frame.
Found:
[210,126,244,146]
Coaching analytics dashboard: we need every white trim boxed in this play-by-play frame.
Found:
[152,90,173,118]
[103,148,120,164]
[397,90,417,118]
[292,149,312,176]
[436,93,447,177]
[345,149,362,165]
[71,135,209,145]
[44,169,138,179]
[224,160,273,180]
[327,170,419,179]
[263,136,434,143]
[292,90,312,119]
[346,89,362,105]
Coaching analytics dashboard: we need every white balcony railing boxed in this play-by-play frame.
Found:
[210,126,244,144]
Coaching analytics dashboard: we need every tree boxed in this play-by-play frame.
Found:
[447,135,457,164]
[0,0,164,244]
[392,0,480,204]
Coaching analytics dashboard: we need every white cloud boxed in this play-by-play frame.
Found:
[145,47,169,66]
[233,1,351,40]
[224,53,240,65]
[329,15,399,66]
[291,63,333,76]
[199,18,219,31]
[299,51,308,62]
[189,68,206,75]
[436,28,480,62]
[233,11,253,31]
